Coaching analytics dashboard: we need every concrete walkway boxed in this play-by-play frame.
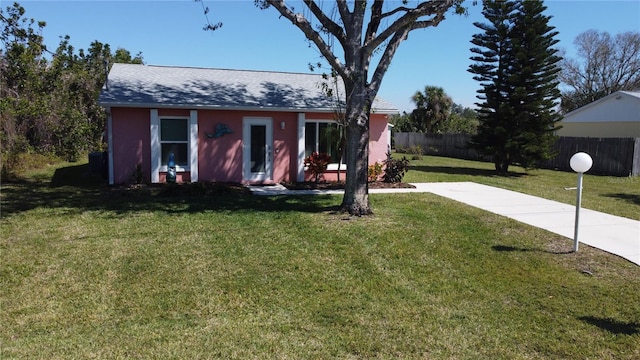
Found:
[248,182,640,265]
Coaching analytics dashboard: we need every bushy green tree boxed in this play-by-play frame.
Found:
[1,2,143,172]
[391,102,477,134]
[389,112,414,133]
[410,85,453,133]
[468,0,561,174]
[446,104,478,134]
[0,3,49,160]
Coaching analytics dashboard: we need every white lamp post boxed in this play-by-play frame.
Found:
[569,152,593,252]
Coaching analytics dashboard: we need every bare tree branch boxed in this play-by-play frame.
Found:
[363,0,454,54]
[265,0,347,79]
[560,29,640,112]
[380,6,414,18]
[369,28,409,96]
[352,0,367,37]
[367,8,448,96]
[302,0,346,47]
[410,13,448,30]
[365,0,384,43]
[335,0,351,25]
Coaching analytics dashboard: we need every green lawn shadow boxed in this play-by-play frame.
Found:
[579,316,640,335]
[492,244,573,255]
[410,165,527,178]
[604,193,640,206]
[2,164,339,218]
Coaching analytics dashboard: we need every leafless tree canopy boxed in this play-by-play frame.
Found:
[559,30,640,113]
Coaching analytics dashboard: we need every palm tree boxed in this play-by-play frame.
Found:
[410,85,453,133]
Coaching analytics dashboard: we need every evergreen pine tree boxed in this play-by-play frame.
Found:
[509,0,562,169]
[468,0,562,174]
[468,0,519,173]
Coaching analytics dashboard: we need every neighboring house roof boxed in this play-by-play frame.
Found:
[562,90,640,123]
[621,90,640,100]
[99,63,398,114]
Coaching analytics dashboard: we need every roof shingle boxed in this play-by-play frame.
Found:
[99,64,398,114]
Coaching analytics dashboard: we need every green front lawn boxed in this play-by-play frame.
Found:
[1,158,638,359]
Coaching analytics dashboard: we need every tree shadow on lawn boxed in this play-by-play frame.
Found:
[492,244,572,255]
[103,192,340,216]
[579,316,640,335]
[410,165,527,178]
[603,193,640,206]
[1,164,340,218]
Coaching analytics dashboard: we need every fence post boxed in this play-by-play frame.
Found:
[633,138,640,176]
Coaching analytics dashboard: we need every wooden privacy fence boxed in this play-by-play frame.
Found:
[394,133,640,176]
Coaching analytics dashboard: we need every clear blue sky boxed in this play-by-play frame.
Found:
[13,0,640,113]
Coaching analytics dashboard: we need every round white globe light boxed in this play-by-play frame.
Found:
[570,152,593,173]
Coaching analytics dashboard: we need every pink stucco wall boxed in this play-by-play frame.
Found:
[110,107,151,184]
[270,112,299,183]
[198,110,243,183]
[369,113,391,165]
[198,110,299,183]
[109,108,390,184]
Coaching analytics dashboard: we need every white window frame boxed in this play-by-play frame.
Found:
[150,109,198,183]
[159,116,190,172]
[304,120,346,171]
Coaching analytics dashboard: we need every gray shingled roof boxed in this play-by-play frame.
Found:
[99,63,398,114]
[563,90,640,118]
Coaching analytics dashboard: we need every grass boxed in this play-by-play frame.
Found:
[402,154,640,220]
[1,158,639,359]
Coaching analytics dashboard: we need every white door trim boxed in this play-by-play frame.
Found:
[189,110,198,182]
[243,117,273,182]
[297,113,306,182]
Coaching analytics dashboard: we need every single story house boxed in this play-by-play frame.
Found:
[98,64,397,185]
[557,91,640,138]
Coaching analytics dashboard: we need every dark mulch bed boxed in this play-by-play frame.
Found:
[281,181,415,190]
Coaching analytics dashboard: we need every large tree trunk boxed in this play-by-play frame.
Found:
[494,153,510,175]
[340,82,372,216]
[259,0,463,215]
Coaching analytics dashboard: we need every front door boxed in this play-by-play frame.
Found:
[243,118,273,182]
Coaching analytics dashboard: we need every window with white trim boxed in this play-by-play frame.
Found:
[305,121,344,165]
[160,117,189,169]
